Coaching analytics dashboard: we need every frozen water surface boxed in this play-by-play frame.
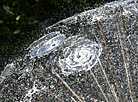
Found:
[30,34,65,57]
[59,37,102,75]
[0,0,138,102]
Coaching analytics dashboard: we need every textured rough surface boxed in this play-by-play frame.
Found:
[0,0,138,102]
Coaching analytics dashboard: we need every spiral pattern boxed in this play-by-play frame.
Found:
[59,37,102,75]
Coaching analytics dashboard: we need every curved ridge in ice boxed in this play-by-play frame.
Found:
[0,63,15,84]
[105,0,133,7]
[127,34,138,52]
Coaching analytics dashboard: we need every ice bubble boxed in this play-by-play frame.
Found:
[30,34,65,57]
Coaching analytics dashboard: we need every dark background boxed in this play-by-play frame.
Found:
[0,0,114,72]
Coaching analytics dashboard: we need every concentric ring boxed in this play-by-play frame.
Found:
[58,37,102,75]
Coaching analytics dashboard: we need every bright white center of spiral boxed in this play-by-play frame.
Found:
[58,37,102,75]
